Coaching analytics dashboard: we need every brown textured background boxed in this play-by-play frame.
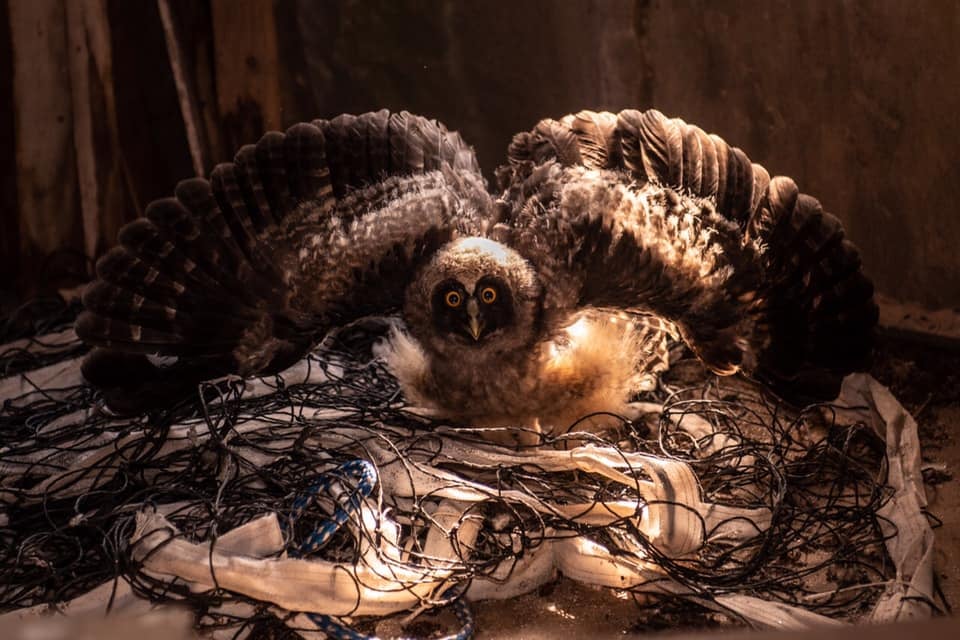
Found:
[2,0,959,310]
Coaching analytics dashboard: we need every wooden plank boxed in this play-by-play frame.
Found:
[210,0,283,150]
[156,0,226,171]
[83,0,132,255]
[271,1,317,128]
[158,0,208,177]
[0,0,19,302]
[66,1,98,261]
[72,1,138,263]
[66,0,130,261]
[170,0,224,165]
[106,0,193,210]
[8,0,82,290]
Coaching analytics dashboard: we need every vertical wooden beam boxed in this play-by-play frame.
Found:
[156,0,225,172]
[0,0,19,303]
[210,0,283,150]
[158,0,208,177]
[67,0,128,263]
[272,1,317,127]
[9,0,82,293]
[107,0,193,210]
[65,2,98,263]
[84,1,131,256]
[187,3,226,165]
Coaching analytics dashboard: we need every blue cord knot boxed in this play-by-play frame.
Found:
[285,458,474,640]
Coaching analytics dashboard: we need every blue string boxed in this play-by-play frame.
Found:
[286,458,376,553]
[285,459,474,640]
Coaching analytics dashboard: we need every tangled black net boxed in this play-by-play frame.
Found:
[0,300,918,637]
[0,295,86,378]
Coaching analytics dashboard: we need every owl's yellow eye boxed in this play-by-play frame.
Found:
[480,287,497,304]
[445,291,462,307]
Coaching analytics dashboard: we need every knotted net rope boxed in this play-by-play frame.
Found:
[0,303,939,638]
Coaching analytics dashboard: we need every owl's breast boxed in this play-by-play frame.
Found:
[376,311,671,438]
[526,311,668,431]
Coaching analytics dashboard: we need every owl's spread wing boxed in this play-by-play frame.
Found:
[496,109,877,403]
[77,110,490,412]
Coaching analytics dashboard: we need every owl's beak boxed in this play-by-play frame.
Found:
[466,301,483,341]
[467,315,483,341]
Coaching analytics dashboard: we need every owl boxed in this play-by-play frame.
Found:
[76,109,877,440]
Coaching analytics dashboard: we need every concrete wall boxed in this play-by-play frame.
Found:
[290,0,960,308]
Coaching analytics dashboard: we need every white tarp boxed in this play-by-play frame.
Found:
[0,343,939,634]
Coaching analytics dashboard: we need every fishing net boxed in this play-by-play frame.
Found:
[0,299,940,639]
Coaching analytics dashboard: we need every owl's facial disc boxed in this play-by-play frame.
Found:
[431,276,514,345]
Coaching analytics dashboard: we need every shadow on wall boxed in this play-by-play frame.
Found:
[2,0,958,308]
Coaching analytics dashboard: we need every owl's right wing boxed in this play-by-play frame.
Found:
[77,110,490,412]
[496,109,877,404]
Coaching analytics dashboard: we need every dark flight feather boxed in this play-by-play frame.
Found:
[568,110,619,169]
[497,108,877,403]
[78,112,482,412]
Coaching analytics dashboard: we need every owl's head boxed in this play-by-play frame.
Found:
[405,237,543,355]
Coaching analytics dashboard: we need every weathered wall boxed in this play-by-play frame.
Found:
[289,0,960,308]
[3,0,958,309]
[633,1,960,309]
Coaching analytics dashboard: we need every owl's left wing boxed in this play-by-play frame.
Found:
[77,110,490,412]
[495,109,877,403]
